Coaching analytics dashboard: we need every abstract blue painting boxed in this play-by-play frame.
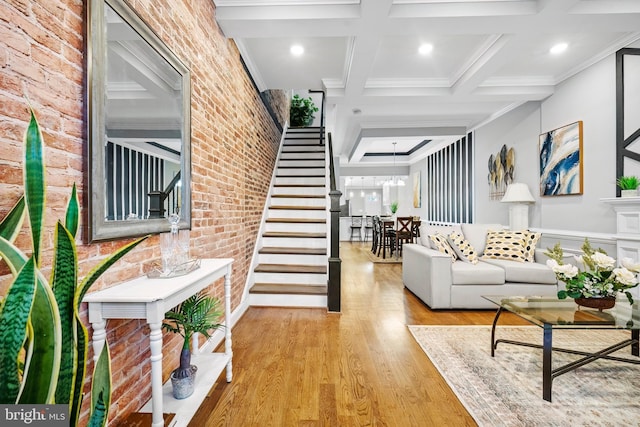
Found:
[539,121,583,196]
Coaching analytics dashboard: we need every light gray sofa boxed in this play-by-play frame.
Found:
[402,223,558,309]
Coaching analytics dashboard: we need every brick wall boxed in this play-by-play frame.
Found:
[263,89,291,129]
[0,0,280,423]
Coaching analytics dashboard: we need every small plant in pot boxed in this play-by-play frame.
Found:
[162,292,222,399]
[289,94,319,127]
[617,175,639,197]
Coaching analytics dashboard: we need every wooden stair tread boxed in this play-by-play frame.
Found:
[255,264,327,274]
[275,174,325,178]
[262,231,326,238]
[259,247,327,255]
[274,183,325,187]
[266,218,326,223]
[271,194,325,199]
[269,205,325,210]
[250,283,327,295]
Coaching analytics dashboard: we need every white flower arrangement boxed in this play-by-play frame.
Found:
[545,238,640,304]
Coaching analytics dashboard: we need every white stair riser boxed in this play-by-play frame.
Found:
[276,168,325,176]
[272,186,326,196]
[267,209,326,219]
[271,197,326,207]
[279,160,326,168]
[258,253,327,265]
[254,272,327,285]
[249,293,327,308]
[284,141,324,148]
[262,237,327,248]
[275,177,325,186]
[281,146,325,153]
[264,222,326,233]
[280,147,325,160]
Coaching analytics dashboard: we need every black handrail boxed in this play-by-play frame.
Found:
[309,89,325,145]
[327,132,342,312]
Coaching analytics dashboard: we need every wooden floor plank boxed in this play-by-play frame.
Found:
[190,242,528,427]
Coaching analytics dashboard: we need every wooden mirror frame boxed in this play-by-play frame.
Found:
[86,0,191,242]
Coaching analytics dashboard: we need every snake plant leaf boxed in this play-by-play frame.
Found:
[18,272,61,404]
[0,257,36,404]
[70,320,88,426]
[0,236,28,277]
[88,343,111,427]
[24,110,46,266]
[51,221,78,406]
[65,184,79,239]
[0,195,26,244]
[75,235,149,309]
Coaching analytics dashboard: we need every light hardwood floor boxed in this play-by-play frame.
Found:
[191,242,526,426]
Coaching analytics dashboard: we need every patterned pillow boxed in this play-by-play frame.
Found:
[523,231,541,262]
[447,231,478,264]
[481,230,527,263]
[428,234,458,261]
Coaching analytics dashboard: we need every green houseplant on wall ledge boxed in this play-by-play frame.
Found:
[162,292,222,399]
[289,94,319,127]
[0,109,147,426]
[617,175,640,197]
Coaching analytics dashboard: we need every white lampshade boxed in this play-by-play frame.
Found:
[501,183,535,203]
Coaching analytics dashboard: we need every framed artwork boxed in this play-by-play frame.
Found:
[413,171,421,208]
[539,121,583,196]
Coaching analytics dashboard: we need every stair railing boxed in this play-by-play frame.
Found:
[327,132,342,312]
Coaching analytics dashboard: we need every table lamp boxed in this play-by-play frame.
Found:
[501,183,535,230]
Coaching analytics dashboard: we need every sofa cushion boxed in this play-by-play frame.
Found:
[429,234,458,261]
[451,261,505,285]
[481,230,527,262]
[460,223,503,256]
[420,224,462,249]
[447,231,478,264]
[482,258,557,284]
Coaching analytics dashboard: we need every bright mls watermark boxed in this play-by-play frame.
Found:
[0,405,67,426]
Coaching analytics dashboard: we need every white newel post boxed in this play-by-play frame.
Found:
[601,197,640,301]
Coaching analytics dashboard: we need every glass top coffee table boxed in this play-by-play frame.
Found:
[483,295,640,402]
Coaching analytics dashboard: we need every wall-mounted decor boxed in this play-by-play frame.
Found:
[413,171,421,208]
[488,144,515,200]
[616,48,640,197]
[87,0,192,242]
[539,121,583,196]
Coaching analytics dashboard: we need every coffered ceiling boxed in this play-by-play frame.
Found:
[213,0,640,169]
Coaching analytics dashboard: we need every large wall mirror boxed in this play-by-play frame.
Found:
[87,0,191,241]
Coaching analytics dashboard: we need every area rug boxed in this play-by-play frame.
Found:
[357,244,402,263]
[408,325,640,426]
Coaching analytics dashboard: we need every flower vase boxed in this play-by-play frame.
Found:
[621,189,638,198]
[575,296,616,311]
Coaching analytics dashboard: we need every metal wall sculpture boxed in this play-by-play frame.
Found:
[488,144,515,200]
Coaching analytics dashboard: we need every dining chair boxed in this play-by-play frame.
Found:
[395,216,414,257]
[371,216,381,253]
[377,219,396,259]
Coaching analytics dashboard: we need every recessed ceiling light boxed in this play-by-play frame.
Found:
[550,43,568,55]
[290,45,304,56]
[419,43,433,55]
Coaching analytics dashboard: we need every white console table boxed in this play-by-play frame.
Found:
[83,258,234,427]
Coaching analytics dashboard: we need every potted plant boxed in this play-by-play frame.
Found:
[617,175,640,197]
[289,94,319,127]
[545,238,640,309]
[162,292,222,399]
[0,109,147,426]
[390,201,399,218]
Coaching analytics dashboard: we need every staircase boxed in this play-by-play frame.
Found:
[249,127,329,307]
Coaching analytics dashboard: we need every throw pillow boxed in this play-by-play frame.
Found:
[428,234,458,261]
[523,231,541,262]
[481,230,527,263]
[447,231,478,264]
